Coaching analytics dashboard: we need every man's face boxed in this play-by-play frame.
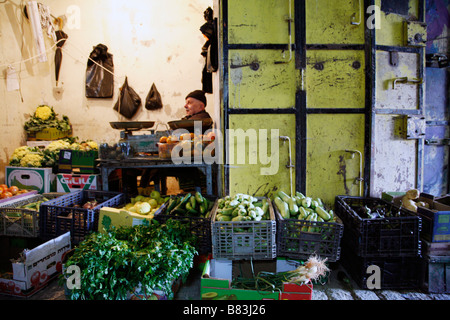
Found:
[184,97,205,116]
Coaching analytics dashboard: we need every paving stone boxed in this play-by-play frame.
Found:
[378,290,406,300]
[401,292,433,300]
[312,289,328,300]
[353,289,380,300]
[429,293,450,300]
[326,288,354,300]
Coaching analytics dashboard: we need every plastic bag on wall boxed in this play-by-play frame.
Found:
[113,77,141,119]
[85,44,114,98]
[145,83,163,110]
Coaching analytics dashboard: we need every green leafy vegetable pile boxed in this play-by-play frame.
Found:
[62,219,197,300]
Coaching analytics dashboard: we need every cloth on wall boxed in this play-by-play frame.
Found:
[26,1,56,63]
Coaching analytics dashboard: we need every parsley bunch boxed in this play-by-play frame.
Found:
[62,219,197,300]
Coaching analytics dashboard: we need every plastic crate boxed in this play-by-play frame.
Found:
[341,245,422,290]
[335,196,422,258]
[274,205,344,262]
[0,193,62,237]
[154,196,217,255]
[39,190,125,244]
[211,198,276,260]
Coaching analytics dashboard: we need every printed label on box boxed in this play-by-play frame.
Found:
[56,174,98,192]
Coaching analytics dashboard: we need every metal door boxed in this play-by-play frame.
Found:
[222,0,300,198]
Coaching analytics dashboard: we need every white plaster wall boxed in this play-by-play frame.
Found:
[0,0,214,182]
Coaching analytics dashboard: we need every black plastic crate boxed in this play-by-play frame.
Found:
[341,245,422,290]
[39,190,125,244]
[0,193,63,238]
[335,196,422,258]
[211,198,276,260]
[274,204,344,262]
[154,195,217,255]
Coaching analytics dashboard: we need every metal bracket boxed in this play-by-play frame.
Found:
[389,51,399,67]
[425,138,450,146]
[395,115,426,139]
[392,77,423,89]
[230,61,260,71]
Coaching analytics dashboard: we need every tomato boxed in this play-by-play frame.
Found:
[0,192,12,199]
[8,186,19,195]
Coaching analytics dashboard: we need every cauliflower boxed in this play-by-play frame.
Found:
[86,140,98,150]
[34,105,54,121]
[45,140,71,152]
[9,146,41,166]
[19,153,44,167]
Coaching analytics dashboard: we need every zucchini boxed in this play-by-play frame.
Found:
[166,197,179,213]
[195,191,204,204]
[277,191,290,203]
[190,196,197,209]
[316,206,331,221]
[274,197,290,219]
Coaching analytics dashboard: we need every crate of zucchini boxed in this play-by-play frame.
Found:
[154,191,216,255]
[211,194,276,260]
[273,191,344,262]
[335,196,422,258]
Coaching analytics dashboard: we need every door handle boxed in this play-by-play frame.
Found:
[392,77,423,89]
[230,61,260,71]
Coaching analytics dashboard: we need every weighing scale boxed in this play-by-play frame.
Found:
[110,121,170,154]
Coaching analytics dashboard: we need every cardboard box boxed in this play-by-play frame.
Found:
[56,173,99,193]
[387,192,450,243]
[0,232,71,297]
[5,166,56,193]
[58,149,98,174]
[200,259,313,300]
[98,207,154,232]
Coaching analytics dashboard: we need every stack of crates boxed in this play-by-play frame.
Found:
[335,196,422,290]
[418,195,450,293]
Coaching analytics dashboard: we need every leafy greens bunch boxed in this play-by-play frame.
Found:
[62,219,197,300]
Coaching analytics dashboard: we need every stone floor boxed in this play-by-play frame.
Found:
[1,261,447,301]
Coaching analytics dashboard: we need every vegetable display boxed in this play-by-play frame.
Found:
[215,193,270,222]
[119,190,168,217]
[273,191,336,228]
[165,191,214,218]
[231,255,329,292]
[61,220,197,300]
[9,138,98,168]
[24,105,71,134]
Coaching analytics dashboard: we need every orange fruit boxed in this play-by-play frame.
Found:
[159,136,167,143]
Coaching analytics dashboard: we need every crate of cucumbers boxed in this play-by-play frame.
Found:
[154,191,217,255]
[273,191,344,262]
[211,194,276,260]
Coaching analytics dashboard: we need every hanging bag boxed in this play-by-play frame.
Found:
[85,44,114,98]
[113,77,141,119]
[145,83,163,110]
